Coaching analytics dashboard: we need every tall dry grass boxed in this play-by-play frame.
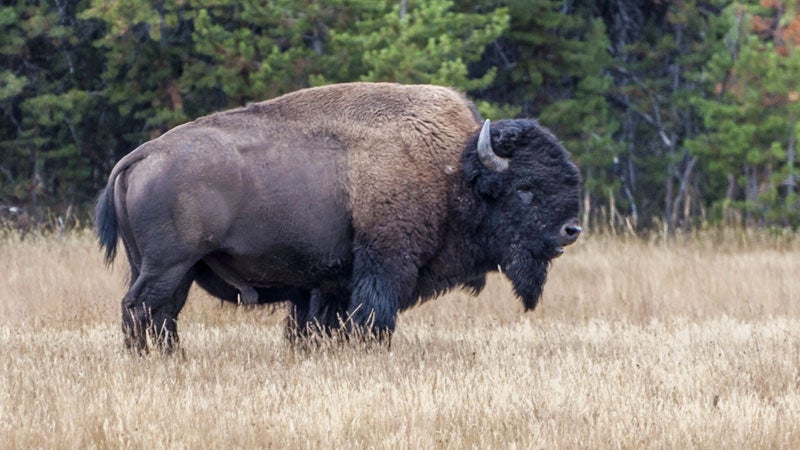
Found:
[1,229,799,448]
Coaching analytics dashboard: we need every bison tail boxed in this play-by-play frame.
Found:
[95,148,147,266]
[95,185,118,266]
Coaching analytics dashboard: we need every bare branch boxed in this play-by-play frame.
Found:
[0,164,14,184]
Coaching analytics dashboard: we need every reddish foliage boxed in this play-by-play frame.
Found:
[753,0,800,55]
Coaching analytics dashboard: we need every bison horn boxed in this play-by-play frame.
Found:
[477,119,509,172]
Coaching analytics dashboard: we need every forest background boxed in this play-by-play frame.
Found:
[1,0,799,233]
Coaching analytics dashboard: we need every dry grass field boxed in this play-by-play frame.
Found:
[1,228,799,449]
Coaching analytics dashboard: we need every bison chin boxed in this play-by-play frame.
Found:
[502,251,550,311]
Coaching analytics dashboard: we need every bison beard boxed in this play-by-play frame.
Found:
[502,251,550,311]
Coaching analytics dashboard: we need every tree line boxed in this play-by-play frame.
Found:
[1,0,798,231]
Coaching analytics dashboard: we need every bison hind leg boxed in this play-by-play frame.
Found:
[121,261,194,355]
[285,290,349,343]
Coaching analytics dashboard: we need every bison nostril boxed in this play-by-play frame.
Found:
[564,225,582,237]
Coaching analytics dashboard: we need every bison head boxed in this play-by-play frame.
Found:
[464,119,582,310]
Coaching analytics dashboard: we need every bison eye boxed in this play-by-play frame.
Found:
[517,187,534,205]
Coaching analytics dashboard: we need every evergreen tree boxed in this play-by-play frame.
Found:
[0,0,797,230]
[600,0,728,231]
[0,0,104,210]
[689,1,800,227]
[79,0,340,160]
[314,0,509,117]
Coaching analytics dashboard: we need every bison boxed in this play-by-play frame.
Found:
[95,82,582,352]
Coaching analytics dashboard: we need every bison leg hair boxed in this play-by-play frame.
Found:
[155,271,193,353]
[346,251,415,338]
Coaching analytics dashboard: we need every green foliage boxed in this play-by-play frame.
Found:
[537,17,619,205]
[467,0,623,225]
[185,0,325,104]
[0,0,105,207]
[313,0,507,95]
[0,71,27,101]
[600,1,733,229]
[689,2,800,227]
[0,0,796,230]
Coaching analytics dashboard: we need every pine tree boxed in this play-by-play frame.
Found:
[313,0,509,117]
[79,0,343,163]
[0,0,104,211]
[689,1,800,227]
[597,0,729,231]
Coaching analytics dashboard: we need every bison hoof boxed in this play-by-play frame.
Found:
[122,306,180,355]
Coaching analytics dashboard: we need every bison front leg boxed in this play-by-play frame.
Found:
[346,250,416,340]
[286,290,349,341]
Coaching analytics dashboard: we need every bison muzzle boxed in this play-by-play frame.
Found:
[94,82,582,352]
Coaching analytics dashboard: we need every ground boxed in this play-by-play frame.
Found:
[0,229,798,448]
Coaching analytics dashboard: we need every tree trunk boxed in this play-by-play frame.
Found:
[609,188,616,233]
[724,172,736,226]
[745,164,759,226]
[583,168,592,231]
[671,154,697,229]
[664,163,674,232]
[626,156,638,229]
[786,111,796,200]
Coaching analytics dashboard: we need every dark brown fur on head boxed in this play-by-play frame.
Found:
[458,119,581,309]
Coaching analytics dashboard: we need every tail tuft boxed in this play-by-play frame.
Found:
[95,187,118,265]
